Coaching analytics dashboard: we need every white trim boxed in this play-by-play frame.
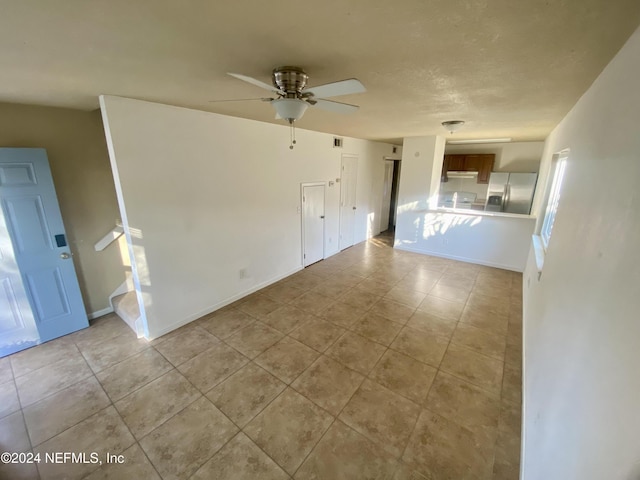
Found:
[94,225,124,251]
[394,244,524,272]
[520,286,528,480]
[99,95,149,338]
[536,149,569,248]
[531,235,545,280]
[87,306,114,320]
[146,266,303,340]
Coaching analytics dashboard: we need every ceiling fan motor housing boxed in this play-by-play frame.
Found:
[272,66,308,98]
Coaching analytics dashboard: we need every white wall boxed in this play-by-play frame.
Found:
[522,27,640,480]
[445,141,544,172]
[395,136,445,213]
[395,136,535,271]
[99,96,394,339]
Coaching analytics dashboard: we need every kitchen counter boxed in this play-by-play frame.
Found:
[427,207,537,220]
[395,207,537,271]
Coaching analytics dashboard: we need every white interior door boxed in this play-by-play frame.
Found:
[339,155,358,250]
[380,160,394,231]
[302,184,325,266]
[0,148,88,356]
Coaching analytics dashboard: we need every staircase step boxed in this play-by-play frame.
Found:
[112,291,141,334]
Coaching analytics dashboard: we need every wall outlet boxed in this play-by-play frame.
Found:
[239,268,248,279]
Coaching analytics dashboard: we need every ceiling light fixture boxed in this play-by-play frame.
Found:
[447,138,512,145]
[441,120,465,134]
[270,98,310,149]
[271,98,309,123]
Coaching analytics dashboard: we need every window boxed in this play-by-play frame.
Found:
[540,152,568,249]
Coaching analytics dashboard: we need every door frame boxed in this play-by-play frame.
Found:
[382,156,402,231]
[300,182,326,267]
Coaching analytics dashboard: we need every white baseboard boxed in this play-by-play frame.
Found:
[87,306,114,320]
[147,265,303,340]
[394,244,524,272]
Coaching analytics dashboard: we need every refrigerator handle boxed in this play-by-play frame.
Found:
[503,185,510,211]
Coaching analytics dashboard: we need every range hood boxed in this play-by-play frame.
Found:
[447,171,479,179]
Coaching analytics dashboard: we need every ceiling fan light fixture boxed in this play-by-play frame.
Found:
[271,98,309,123]
[442,120,465,134]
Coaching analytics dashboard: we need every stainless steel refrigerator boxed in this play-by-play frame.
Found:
[484,172,538,214]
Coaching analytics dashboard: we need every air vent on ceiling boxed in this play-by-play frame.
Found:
[333,137,343,148]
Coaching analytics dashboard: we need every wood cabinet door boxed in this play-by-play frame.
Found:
[463,155,482,172]
[477,154,495,183]
[447,155,465,170]
[442,153,495,183]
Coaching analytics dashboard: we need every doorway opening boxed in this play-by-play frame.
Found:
[380,159,401,245]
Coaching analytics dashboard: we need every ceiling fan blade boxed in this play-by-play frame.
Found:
[208,97,272,103]
[228,73,284,95]
[304,78,366,99]
[312,99,360,114]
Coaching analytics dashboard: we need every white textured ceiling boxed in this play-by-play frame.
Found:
[1,0,639,144]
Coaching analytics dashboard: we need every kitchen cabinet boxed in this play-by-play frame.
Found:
[441,154,495,184]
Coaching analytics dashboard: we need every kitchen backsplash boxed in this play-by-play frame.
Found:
[439,177,489,201]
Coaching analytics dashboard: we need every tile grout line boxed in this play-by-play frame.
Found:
[289,353,371,478]
[228,373,295,477]
[398,264,474,466]
[87,346,167,479]
[399,339,458,464]
[7,357,43,480]
[152,338,297,478]
[181,351,288,478]
[234,291,384,477]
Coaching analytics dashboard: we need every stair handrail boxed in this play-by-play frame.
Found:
[94,222,124,251]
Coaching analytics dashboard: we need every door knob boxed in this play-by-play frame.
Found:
[320,215,325,219]
[352,206,356,210]
[60,252,71,259]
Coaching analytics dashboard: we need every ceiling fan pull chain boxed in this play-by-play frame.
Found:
[289,122,294,149]
[289,121,297,149]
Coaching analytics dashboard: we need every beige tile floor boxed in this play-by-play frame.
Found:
[0,232,523,479]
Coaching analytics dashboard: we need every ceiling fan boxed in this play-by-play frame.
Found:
[225,66,366,125]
